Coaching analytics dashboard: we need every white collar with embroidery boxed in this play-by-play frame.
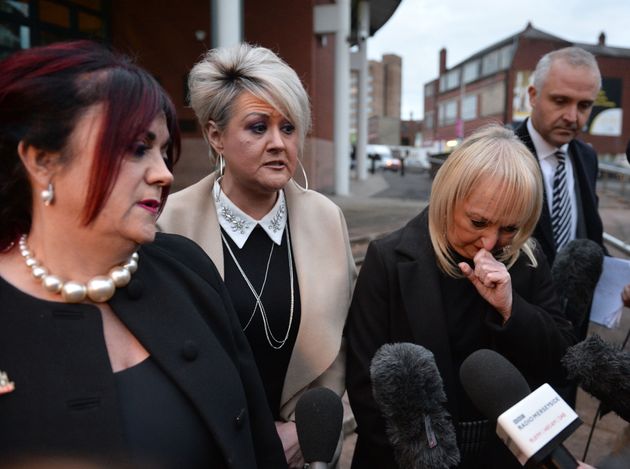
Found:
[213,179,287,249]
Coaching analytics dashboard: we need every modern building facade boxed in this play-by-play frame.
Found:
[350,53,402,144]
[423,22,630,156]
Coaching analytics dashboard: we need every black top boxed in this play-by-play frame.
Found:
[0,233,287,469]
[346,209,576,469]
[222,224,301,419]
[438,252,492,422]
[115,357,223,469]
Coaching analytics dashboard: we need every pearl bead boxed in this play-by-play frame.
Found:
[31,265,48,279]
[109,266,131,287]
[42,275,63,293]
[19,234,138,304]
[62,281,87,303]
[124,258,138,274]
[87,276,115,302]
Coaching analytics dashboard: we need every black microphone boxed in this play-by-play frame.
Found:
[295,387,343,468]
[562,334,630,422]
[551,238,604,337]
[460,349,581,469]
[370,342,460,469]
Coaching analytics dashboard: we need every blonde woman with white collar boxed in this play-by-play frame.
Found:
[159,44,356,468]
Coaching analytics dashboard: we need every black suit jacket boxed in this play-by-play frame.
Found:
[345,210,576,468]
[514,120,604,265]
[0,233,287,469]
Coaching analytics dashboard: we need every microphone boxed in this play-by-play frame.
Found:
[562,334,630,422]
[295,387,343,468]
[551,239,604,337]
[460,349,581,468]
[370,342,460,469]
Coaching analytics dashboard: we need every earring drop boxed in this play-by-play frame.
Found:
[41,182,54,206]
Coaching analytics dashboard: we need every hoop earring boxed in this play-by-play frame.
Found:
[214,175,223,203]
[41,182,54,206]
[219,153,225,176]
[296,159,309,191]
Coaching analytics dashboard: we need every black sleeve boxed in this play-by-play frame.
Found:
[345,241,397,467]
[485,248,577,386]
[150,234,287,468]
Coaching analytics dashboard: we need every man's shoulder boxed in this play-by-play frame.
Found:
[570,138,597,157]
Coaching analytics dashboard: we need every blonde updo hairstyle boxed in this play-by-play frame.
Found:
[428,125,543,277]
[188,43,311,163]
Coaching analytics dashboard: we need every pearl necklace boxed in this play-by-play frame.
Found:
[221,225,294,350]
[18,234,138,303]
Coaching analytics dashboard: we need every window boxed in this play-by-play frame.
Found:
[499,44,514,69]
[438,99,458,126]
[425,82,435,98]
[461,94,477,121]
[463,60,480,84]
[482,50,500,75]
[446,69,460,90]
[425,111,434,130]
[439,75,447,92]
[480,83,505,117]
[0,0,109,58]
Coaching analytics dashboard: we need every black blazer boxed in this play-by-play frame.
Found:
[0,233,287,469]
[345,210,576,468]
[514,120,604,265]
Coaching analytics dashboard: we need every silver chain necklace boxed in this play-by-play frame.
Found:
[221,224,294,350]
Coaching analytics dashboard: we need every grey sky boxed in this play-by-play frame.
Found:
[368,0,630,120]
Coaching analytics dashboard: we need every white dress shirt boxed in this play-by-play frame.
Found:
[527,119,578,242]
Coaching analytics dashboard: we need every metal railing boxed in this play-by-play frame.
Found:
[599,163,630,196]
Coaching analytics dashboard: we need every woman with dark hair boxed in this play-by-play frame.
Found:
[0,41,286,469]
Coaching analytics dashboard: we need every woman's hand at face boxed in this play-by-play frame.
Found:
[459,248,513,322]
[275,420,305,468]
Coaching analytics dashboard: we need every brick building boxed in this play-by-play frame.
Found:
[423,22,630,156]
[0,0,401,191]
[351,53,402,145]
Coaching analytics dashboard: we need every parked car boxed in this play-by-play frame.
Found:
[366,144,401,172]
[404,148,430,173]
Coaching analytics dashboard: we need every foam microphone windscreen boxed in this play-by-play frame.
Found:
[562,334,630,422]
[459,349,531,420]
[551,238,604,332]
[295,387,343,463]
[370,343,460,469]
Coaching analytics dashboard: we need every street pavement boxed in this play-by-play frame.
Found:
[328,169,630,468]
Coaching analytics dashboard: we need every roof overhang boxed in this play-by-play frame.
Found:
[350,0,402,44]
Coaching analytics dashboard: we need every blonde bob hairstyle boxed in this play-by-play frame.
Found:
[428,125,543,277]
[188,43,311,162]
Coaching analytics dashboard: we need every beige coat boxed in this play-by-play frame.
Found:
[159,172,356,420]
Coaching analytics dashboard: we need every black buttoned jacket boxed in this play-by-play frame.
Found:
[0,233,286,469]
[514,120,604,265]
[346,210,576,468]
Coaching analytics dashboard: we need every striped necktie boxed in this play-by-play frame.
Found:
[551,150,572,250]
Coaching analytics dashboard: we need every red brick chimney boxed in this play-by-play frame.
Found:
[439,48,447,74]
[598,32,606,46]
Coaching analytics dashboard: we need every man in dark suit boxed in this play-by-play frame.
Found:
[515,46,604,266]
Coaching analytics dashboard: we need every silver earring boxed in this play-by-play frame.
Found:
[41,182,54,206]
[296,159,309,191]
[218,153,225,176]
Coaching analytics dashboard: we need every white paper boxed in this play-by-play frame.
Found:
[590,257,630,328]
